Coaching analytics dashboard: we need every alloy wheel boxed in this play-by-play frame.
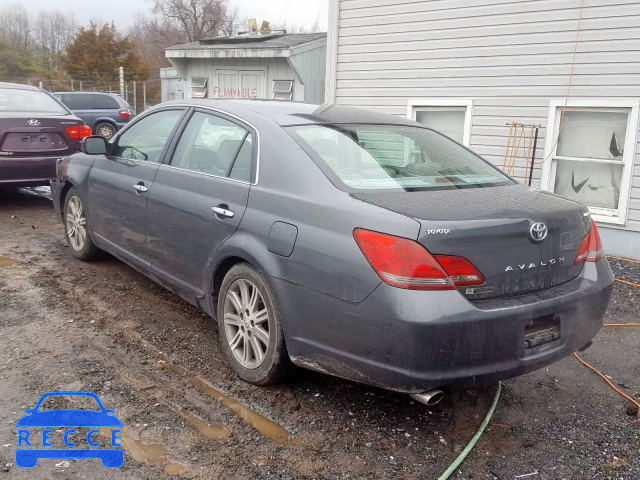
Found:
[223,279,270,369]
[98,125,115,139]
[66,196,87,251]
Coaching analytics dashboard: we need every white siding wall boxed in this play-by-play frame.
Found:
[290,44,327,103]
[330,0,640,232]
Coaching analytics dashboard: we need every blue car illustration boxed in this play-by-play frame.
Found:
[15,391,124,468]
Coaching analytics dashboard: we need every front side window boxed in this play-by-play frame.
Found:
[543,101,639,224]
[112,109,184,163]
[170,111,253,180]
[288,124,512,191]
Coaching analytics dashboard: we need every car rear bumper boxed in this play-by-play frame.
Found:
[274,259,615,393]
[0,156,60,187]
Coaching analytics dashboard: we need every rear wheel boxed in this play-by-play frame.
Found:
[217,264,292,385]
[95,122,116,139]
[64,188,99,261]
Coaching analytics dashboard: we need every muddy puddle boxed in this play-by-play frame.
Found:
[191,376,301,446]
[182,410,232,439]
[164,462,187,475]
[100,428,168,464]
[0,256,16,268]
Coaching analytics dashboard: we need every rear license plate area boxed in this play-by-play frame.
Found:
[524,315,561,349]
[2,132,67,153]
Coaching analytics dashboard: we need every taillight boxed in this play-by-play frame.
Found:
[574,220,604,265]
[433,255,485,286]
[119,110,130,120]
[353,229,483,290]
[65,125,92,140]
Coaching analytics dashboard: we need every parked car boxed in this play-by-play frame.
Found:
[50,100,614,403]
[0,82,90,189]
[53,91,132,140]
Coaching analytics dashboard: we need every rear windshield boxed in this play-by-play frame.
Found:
[288,124,514,191]
[0,88,68,114]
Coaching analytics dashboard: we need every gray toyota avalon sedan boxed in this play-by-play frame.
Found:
[50,100,614,401]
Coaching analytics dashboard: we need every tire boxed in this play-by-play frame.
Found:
[64,187,100,261]
[95,122,116,139]
[217,263,292,385]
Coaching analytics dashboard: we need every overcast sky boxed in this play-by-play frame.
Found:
[21,0,329,32]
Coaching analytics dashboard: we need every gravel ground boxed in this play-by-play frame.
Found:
[0,188,638,479]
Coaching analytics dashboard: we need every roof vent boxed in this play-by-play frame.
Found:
[199,19,287,45]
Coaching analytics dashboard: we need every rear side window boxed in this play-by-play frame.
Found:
[170,111,253,181]
[288,124,514,191]
[93,94,120,109]
[0,88,68,114]
[60,93,93,110]
[112,109,184,163]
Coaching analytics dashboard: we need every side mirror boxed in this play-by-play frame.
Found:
[81,136,108,155]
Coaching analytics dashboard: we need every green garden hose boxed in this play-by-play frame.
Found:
[438,381,502,480]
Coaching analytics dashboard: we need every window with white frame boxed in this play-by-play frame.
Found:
[542,99,639,225]
[189,77,208,98]
[406,99,474,146]
[272,80,294,101]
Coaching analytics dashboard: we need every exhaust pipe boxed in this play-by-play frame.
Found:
[410,389,444,406]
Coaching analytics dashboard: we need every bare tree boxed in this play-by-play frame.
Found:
[33,11,77,70]
[220,4,245,37]
[271,15,323,34]
[129,13,188,70]
[150,0,229,42]
[0,4,32,50]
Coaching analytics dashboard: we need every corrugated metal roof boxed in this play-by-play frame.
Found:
[166,33,326,51]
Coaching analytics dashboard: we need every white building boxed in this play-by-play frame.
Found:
[165,32,327,104]
[325,0,640,260]
[160,67,186,102]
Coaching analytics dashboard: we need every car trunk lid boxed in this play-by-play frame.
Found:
[352,185,590,300]
[0,116,82,157]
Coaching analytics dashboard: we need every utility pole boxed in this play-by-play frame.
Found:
[125,83,129,102]
[133,81,137,115]
[143,82,147,111]
[119,66,124,97]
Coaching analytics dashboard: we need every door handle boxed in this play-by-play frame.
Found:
[212,206,235,218]
[133,184,148,193]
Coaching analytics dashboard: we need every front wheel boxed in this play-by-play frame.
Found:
[217,264,292,385]
[64,188,100,261]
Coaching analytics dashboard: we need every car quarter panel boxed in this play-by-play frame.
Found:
[211,120,421,304]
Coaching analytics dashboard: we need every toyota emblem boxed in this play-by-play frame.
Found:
[27,119,41,126]
[530,222,548,242]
